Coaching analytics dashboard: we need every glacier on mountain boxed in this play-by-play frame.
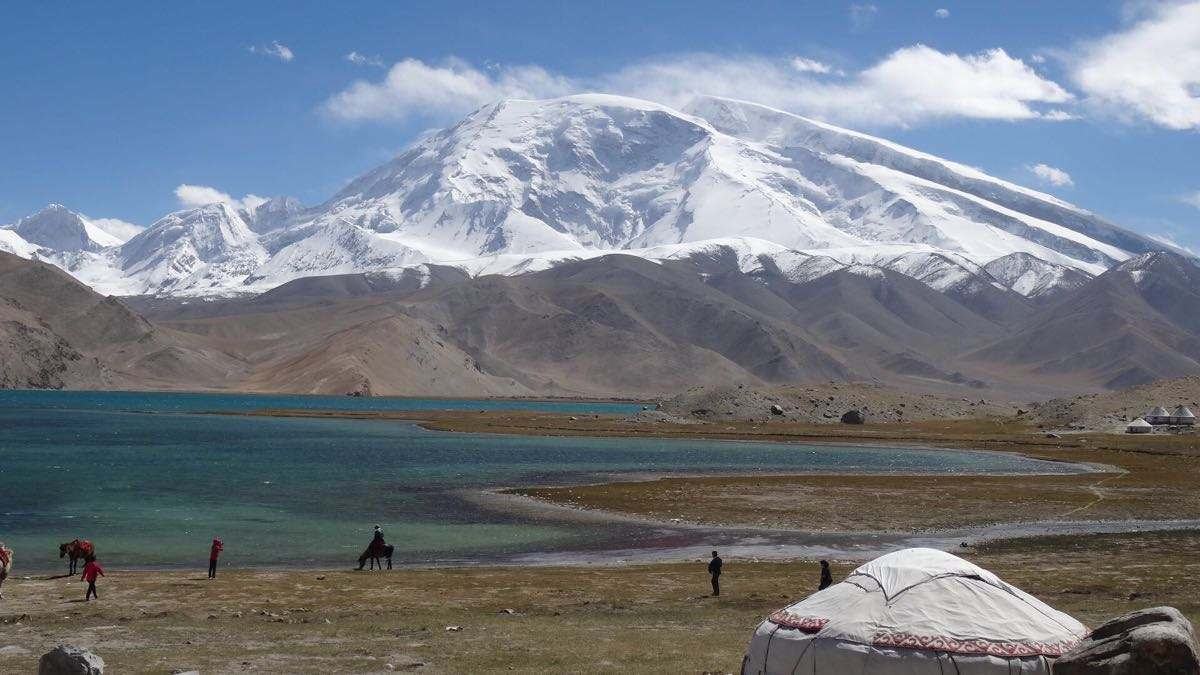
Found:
[0,93,1172,298]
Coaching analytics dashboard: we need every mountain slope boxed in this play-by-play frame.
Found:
[0,251,242,389]
[970,251,1200,388]
[5,93,1169,299]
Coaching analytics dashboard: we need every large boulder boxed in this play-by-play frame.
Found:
[840,409,865,424]
[38,645,105,675]
[1053,606,1199,675]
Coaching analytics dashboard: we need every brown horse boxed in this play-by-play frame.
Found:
[59,539,94,575]
[0,542,11,599]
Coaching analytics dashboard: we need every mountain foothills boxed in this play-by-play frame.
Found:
[2,94,1197,398]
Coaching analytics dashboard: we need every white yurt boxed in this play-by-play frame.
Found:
[1126,418,1153,434]
[1146,406,1172,425]
[1171,405,1196,426]
[742,548,1087,674]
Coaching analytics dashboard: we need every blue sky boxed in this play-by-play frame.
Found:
[1,1,1198,249]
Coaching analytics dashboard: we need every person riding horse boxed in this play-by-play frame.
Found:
[357,525,392,570]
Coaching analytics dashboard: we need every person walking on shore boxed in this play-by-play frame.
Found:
[208,538,224,579]
[81,555,104,601]
[708,550,723,597]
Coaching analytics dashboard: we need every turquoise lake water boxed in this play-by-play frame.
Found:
[0,390,1082,571]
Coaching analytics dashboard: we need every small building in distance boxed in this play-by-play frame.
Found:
[1126,418,1153,434]
[1169,405,1196,426]
[1144,406,1172,425]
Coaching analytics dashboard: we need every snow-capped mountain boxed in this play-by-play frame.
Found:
[1,93,1172,297]
[6,203,124,252]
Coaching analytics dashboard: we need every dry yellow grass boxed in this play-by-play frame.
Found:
[1,530,1196,674]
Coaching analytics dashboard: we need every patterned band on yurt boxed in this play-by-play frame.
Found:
[742,548,1087,674]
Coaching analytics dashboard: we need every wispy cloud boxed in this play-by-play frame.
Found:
[323,57,574,123]
[86,217,143,242]
[175,184,266,212]
[849,3,879,32]
[346,51,384,68]
[249,41,294,63]
[1181,191,1200,210]
[934,8,950,19]
[790,56,839,75]
[324,47,1073,129]
[1148,232,1197,255]
[1027,163,1074,187]
[1069,0,1200,130]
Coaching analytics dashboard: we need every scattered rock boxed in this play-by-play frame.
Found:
[315,575,326,581]
[498,608,516,615]
[840,410,865,425]
[444,625,462,632]
[1053,606,1199,675]
[38,645,105,675]
[1045,432,1062,439]
[769,404,784,416]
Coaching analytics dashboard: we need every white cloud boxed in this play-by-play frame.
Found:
[1030,53,1046,64]
[175,184,267,212]
[346,51,384,68]
[249,41,294,63]
[790,57,837,75]
[86,217,144,242]
[849,4,879,31]
[1027,163,1074,187]
[324,57,574,122]
[325,47,1073,129]
[1181,191,1200,210]
[934,8,950,18]
[1070,1,1200,130]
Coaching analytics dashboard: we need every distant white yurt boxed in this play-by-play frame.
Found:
[1126,418,1153,434]
[1146,406,1171,425]
[741,548,1086,674]
[1171,405,1196,426]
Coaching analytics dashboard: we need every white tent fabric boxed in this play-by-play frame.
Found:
[1127,418,1153,433]
[742,548,1087,674]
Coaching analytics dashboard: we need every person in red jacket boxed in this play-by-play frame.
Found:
[80,555,104,601]
[208,538,223,579]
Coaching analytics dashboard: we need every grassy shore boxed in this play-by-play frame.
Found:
[1,530,1196,674]
[5,411,1194,672]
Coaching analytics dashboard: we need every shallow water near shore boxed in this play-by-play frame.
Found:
[0,390,1087,571]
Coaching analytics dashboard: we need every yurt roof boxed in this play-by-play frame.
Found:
[1127,418,1153,428]
[764,548,1086,657]
[1173,405,1195,418]
[1148,406,1171,416]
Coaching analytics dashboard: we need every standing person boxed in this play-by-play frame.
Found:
[208,538,224,579]
[708,550,723,597]
[818,560,833,590]
[81,555,104,601]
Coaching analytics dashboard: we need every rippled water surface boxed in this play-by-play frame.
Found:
[0,390,1082,570]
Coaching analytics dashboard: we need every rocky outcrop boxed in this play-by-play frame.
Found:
[1053,606,1199,675]
[840,409,865,424]
[38,645,105,674]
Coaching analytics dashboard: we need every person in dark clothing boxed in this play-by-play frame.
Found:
[818,560,833,590]
[708,550,723,596]
[208,538,224,579]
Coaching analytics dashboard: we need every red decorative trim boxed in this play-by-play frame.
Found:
[768,611,829,633]
[872,631,1081,657]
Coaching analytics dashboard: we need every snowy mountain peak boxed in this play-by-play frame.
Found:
[983,252,1092,298]
[248,196,305,233]
[8,203,122,252]
[1,94,1176,298]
